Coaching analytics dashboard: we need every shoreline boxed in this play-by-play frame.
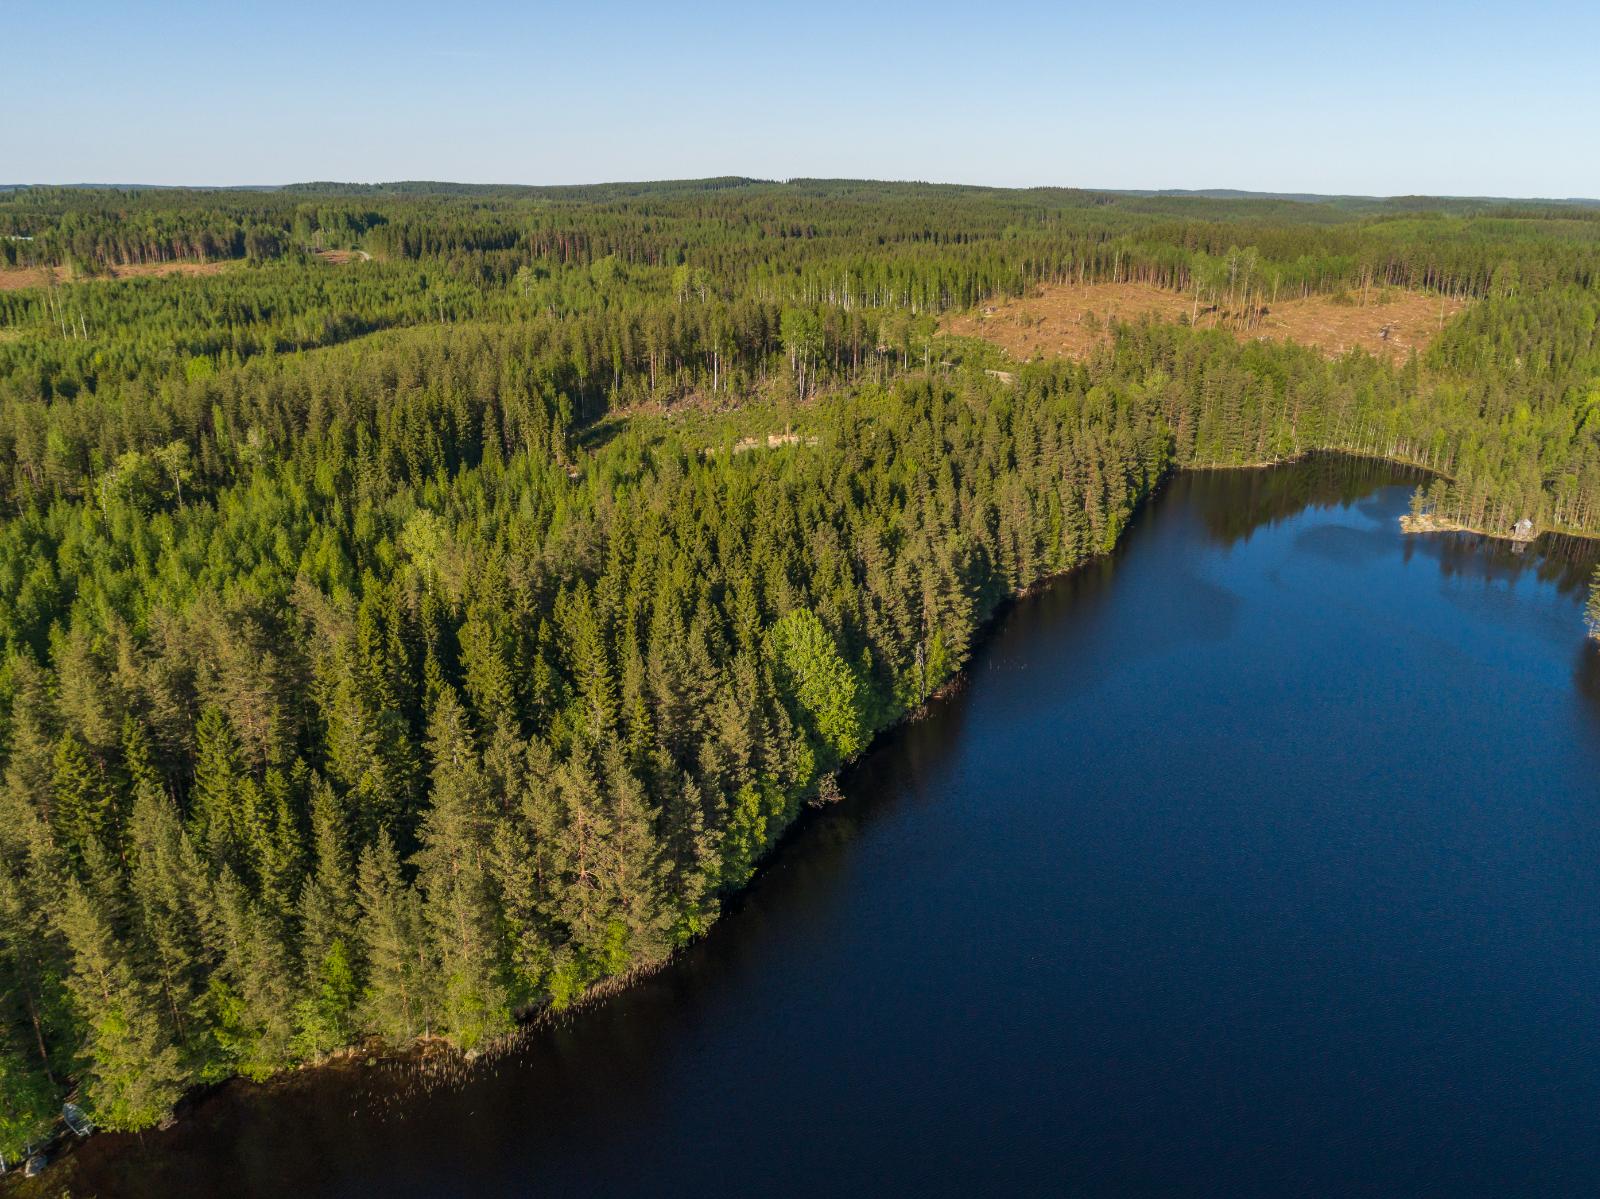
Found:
[10,449,1582,1191]
[1199,451,1600,545]
[1400,512,1514,540]
[1398,511,1563,545]
[6,455,1160,1193]
[1,528,1119,1191]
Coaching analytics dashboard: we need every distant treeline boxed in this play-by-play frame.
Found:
[7,180,1600,302]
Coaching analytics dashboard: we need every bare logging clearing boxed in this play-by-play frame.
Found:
[0,260,233,291]
[941,281,1469,362]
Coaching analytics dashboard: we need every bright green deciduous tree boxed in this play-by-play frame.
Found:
[767,609,868,767]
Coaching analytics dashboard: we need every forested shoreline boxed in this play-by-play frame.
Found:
[3,180,1600,1159]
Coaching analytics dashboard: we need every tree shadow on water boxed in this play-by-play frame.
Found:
[1179,454,1425,549]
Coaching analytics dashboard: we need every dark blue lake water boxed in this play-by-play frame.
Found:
[73,457,1600,1197]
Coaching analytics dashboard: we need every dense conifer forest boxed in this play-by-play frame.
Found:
[2,179,1600,1153]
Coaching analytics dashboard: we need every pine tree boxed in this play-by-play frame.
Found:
[189,706,245,867]
[295,777,358,1055]
[244,769,303,916]
[549,751,614,964]
[203,870,298,1080]
[52,732,113,862]
[1,653,60,825]
[0,1022,59,1159]
[0,856,68,1097]
[125,785,211,1053]
[412,686,509,1048]
[121,713,161,798]
[561,584,617,743]
[596,748,670,969]
[56,878,186,1130]
[355,830,430,1043]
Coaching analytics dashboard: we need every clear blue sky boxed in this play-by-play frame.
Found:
[7,0,1599,197]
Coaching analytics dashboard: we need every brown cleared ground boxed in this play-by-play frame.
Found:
[0,260,233,291]
[317,249,372,264]
[941,281,1468,362]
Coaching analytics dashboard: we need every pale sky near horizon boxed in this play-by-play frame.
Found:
[6,0,1599,197]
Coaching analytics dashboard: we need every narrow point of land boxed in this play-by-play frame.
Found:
[1399,512,1548,543]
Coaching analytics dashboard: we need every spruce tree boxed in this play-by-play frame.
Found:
[413,686,509,1048]
[56,879,186,1130]
[190,706,245,868]
[52,732,113,863]
[355,830,429,1043]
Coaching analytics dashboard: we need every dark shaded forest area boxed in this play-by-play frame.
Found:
[1,180,1598,1154]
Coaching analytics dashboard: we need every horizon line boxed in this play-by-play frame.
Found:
[3,178,1599,206]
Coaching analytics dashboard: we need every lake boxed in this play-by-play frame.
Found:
[65,456,1600,1198]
